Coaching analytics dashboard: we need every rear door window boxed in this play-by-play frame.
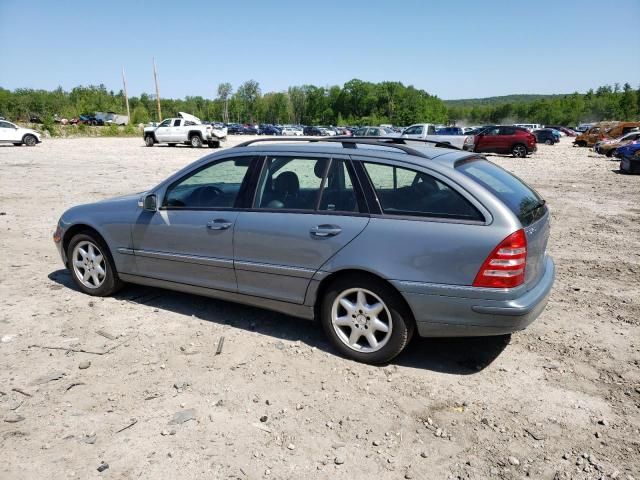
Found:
[362,162,482,221]
[456,158,546,226]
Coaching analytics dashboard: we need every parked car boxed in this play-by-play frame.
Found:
[77,114,104,126]
[0,119,42,146]
[402,123,474,150]
[574,123,592,133]
[574,122,640,147]
[303,126,323,136]
[144,112,227,148]
[596,132,640,157]
[615,142,640,174]
[53,137,555,364]
[258,125,282,136]
[473,126,537,157]
[352,126,398,137]
[281,126,303,136]
[96,111,129,126]
[545,125,577,137]
[513,123,542,132]
[533,129,557,145]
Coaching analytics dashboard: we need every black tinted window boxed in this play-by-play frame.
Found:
[164,158,251,208]
[456,158,546,226]
[363,163,482,221]
[500,127,516,135]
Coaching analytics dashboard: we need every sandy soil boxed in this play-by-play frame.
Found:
[0,136,639,480]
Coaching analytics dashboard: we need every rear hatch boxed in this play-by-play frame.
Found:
[456,158,550,289]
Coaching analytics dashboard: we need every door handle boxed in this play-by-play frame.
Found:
[310,224,342,237]
[207,219,233,230]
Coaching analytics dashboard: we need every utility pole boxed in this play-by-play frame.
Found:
[122,67,131,123]
[153,57,162,121]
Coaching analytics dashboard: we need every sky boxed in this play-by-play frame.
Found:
[1,0,639,100]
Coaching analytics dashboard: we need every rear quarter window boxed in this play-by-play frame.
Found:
[456,158,546,226]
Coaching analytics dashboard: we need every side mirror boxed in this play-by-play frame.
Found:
[139,194,157,211]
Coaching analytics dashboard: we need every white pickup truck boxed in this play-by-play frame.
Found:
[401,123,474,150]
[144,112,227,148]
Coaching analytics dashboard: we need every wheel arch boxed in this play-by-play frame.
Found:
[188,130,204,139]
[62,224,114,268]
[311,269,416,327]
[22,133,37,143]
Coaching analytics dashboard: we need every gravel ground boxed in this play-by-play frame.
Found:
[0,136,639,480]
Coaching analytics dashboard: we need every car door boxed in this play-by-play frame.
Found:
[0,121,20,142]
[402,125,424,139]
[498,126,517,152]
[233,154,370,304]
[475,127,500,152]
[131,155,257,292]
[168,119,182,141]
[153,119,173,142]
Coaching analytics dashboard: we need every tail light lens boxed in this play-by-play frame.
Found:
[473,229,527,288]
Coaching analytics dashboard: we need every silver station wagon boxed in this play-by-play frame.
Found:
[53,137,555,363]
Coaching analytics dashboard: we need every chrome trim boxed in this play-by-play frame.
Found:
[117,247,135,255]
[234,260,315,279]
[134,249,233,269]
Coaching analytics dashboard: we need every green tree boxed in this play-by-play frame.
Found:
[217,82,233,123]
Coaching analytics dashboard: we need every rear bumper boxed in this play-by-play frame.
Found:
[396,256,555,337]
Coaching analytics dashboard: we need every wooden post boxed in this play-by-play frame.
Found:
[122,67,131,124]
[153,57,162,121]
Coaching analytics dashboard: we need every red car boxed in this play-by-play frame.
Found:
[473,126,537,158]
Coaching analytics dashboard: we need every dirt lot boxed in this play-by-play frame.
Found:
[0,136,639,480]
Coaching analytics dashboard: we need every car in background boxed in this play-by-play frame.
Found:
[0,119,42,146]
[53,136,555,364]
[545,125,577,137]
[473,126,537,157]
[352,126,398,137]
[573,122,619,147]
[303,126,324,136]
[258,125,282,136]
[533,129,558,145]
[513,123,542,132]
[436,126,465,135]
[402,123,474,150]
[615,142,640,174]
[281,126,303,136]
[144,113,227,148]
[597,131,640,157]
[574,123,592,133]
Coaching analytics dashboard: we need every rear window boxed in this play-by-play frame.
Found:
[456,158,546,226]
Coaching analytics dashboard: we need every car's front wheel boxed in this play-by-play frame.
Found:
[144,135,155,147]
[23,135,37,147]
[320,276,414,364]
[67,233,122,296]
[512,144,528,157]
[545,139,553,145]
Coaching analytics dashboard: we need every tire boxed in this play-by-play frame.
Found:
[66,233,122,297]
[23,134,37,147]
[320,275,414,364]
[544,139,553,145]
[605,149,614,158]
[511,143,527,158]
[208,140,220,148]
[575,141,587,147]
[190,135,203,148]
[144,135,155,147]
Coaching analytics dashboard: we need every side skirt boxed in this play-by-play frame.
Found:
[118,273,315,320]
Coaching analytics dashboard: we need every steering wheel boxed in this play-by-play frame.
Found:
[190,185,223,206]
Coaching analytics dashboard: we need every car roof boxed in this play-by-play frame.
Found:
[230,139,475,170]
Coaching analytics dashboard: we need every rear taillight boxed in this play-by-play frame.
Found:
[473,229,527,288]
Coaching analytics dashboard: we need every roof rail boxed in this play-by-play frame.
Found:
[233,136,460,158]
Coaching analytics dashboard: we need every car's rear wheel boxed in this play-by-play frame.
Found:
[67,233,122,296]
[545,139,553,145]
[144,135,155,147]
[190,135,203,148]
[512,144,527,157]
[320,276,414,364]
[23,135,37,147]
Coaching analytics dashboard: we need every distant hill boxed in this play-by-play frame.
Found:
[444,94,566,108]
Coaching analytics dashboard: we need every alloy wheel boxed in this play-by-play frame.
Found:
[331,288,392,353]
[72,240,107,289]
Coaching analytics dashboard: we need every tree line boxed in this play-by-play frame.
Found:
[0,81,638,128]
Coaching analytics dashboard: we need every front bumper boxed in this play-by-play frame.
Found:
[397,256,555,337]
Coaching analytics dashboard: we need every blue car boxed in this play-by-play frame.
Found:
[616,141,640,174]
